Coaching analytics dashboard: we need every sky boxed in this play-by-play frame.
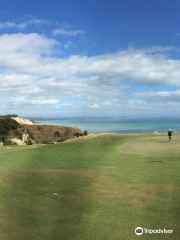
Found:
[0,0,180,118]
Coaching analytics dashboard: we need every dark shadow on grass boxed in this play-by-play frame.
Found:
[158,141,169,144]
[0,141,103,240]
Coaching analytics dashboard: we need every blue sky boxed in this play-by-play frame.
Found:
[0,0,180,117]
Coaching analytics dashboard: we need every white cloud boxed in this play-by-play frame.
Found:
[0,18,51,30]
[64,41,74,49]
[135,90,180,102]
[0,35,179,87]
[0,21,27,29]
[27,18,51,26]
[0,96,60,110]
[89,104,99,108]
[0,33,58,60]
[0,32,180,114]
[53,28,84,36]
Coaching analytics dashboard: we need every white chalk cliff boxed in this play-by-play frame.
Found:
[11,117,34,125]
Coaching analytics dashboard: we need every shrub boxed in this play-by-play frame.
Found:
[0,128,8,135]
[74,132,80,138]
[54,131,60,137]
[14,131,22,139]
[0,118,20,136]
[25,139,33,145]
[84,130,88,136]
[0,136,6,142]
[26,129,34,139]
[57,139,66,142]
[64,128,71,137]
[3,140,17,146]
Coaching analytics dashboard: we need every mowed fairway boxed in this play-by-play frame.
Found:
[0,135,180,240]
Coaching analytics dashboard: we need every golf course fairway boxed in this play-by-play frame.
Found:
[0,134,180,240]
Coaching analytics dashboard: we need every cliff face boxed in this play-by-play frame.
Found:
[0,117,83,145]
[11,117,34,125]
[24,124,83,144]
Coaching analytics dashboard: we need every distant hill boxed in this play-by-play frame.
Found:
[0,114,18,118]
[0,117,84,146]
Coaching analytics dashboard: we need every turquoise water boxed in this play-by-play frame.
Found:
[33,117,180,134]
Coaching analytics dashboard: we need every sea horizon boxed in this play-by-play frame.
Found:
[30,116,180,134]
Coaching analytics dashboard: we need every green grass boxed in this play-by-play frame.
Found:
[0,135,180,239]
[120,135,180,157]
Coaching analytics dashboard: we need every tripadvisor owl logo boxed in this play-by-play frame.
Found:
[135,227,143,235]
[135,227,173,235]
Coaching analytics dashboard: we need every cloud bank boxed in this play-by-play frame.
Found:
[0,31,179,116]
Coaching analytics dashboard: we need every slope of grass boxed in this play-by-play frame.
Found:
[0,135,180,240]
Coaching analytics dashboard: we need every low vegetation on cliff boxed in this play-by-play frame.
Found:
[0,117,84,145]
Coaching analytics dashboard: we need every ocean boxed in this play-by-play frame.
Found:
[33,117,180,134]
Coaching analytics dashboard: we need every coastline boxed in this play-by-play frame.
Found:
[30,117,180,135]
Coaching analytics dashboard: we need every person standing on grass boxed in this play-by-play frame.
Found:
[168,129,173,143]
